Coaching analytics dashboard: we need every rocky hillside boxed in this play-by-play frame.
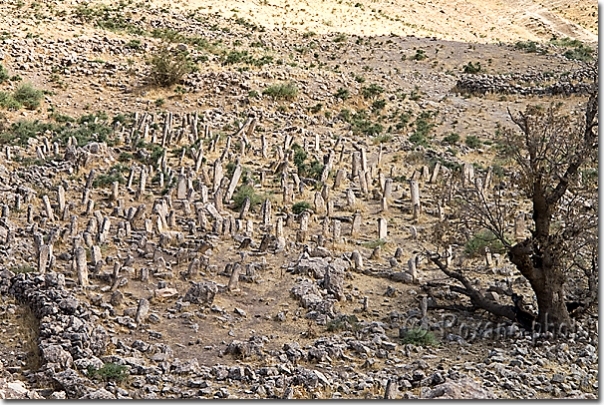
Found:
[0,0,597,399]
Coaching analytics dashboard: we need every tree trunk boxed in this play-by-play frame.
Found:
[530,266,571,330]
[508,241,571,330]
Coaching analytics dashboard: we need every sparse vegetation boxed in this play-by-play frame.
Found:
[222,50,273,67]
[125,39,142,49]
[292,201,312,215]
[309,103,323,114]
[515,40,538,53]
[361,83,385,100]
[13,83,43,110]
[0,64,9,83]
[326,314,361,332]
[262,82,298,100]
[146,44,195,87]
[465,135,482,148]
[10,265,36,274]
[334,87,350,100]
[401,328,438,347]
[362,239,386,249]
[412,49,427,61]
[0,82,43,111]
[372,134,392,144]
[443,132,460,145]
[292,144,324,180]
[92,172,125,188]
[563,45,594,62]
[0,111,116,147]
[233,185,265,210]
[371,99,386,112]
[87,363,128,382]
[408,111,437,146]
[464,229,506,257]
[462,61,482,74]
[333,33,347,43]
[0,4,596,400]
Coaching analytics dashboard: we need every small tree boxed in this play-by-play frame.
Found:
[427,65,598,330]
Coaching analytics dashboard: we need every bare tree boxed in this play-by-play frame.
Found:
[427,66,598,330]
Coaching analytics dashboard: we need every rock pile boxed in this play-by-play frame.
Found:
[456,72,594,96]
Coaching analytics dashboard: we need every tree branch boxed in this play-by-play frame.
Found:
[426,251,523,323]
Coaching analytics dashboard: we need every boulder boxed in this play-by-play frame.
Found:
[183,282,217,305]
[421,377,497,399]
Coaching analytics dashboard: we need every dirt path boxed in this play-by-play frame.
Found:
[507,0,597,44]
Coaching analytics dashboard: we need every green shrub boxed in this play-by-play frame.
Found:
[362,239,386,249]
[353,74,366,83]
[147,45,194,87]
[233,16,262,32]
[464,229,505,257]
[262,82,298,100]
[50,113,75,123]
[372,134,392,144]
[356,120,383,136]
[395,111,412,131]
[462,61,482,74]
[409,86,422,101]
[326,314,360,332]
[408,133,427,146]
[92,173,125,188]
[563,45,594,62]
[10,265,35,274]
[296,157,323,180]
[232,185,264,210]
[550,36,584,47]
[409,115,435,146]
[223,49,249,64]
[292,201,312,215]
[126,39,142,49]
[401,328,438,347]
[515,40,538,53]
[309,103,323,114]
[371,99,386,112]
[465,135,481,148]
[74,3,144,34]
[151,28,183,42]
[0,120,53,146]
[0,64,9,84]
[12,83,43,110]
[87,363,128,382]
[492,164,505,178]
[347,109,383,136]
[361,83,384,100]
[0,92,21,110]
[443,132,460,145]
[334,87,349,100]
[550,36,593,61]
[412,49,427,61]
[333,33,347,43]
[293,146,307,169]
[339,109,351,122]
[50,112,114,147]
[118,152,133,162]
[111,113,131,126]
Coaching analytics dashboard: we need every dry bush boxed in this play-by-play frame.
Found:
[146,44,194,87]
